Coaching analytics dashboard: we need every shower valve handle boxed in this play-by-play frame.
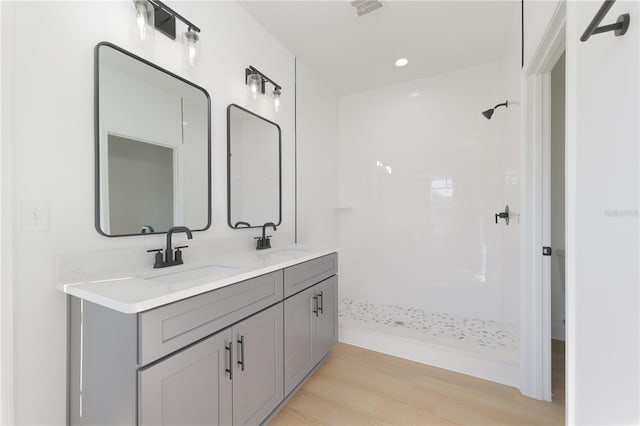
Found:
[495,205,510,225]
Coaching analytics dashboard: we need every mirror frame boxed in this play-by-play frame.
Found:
[94,42,212,237]
[226,104,282,229]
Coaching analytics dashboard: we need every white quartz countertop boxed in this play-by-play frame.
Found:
[62,247,336,314]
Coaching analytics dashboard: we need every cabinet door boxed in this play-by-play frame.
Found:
[232,303,284,425]
[138,329,233,426]
[313,276,338,362]
[283,285,316,396]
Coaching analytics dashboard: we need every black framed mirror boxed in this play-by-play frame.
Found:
[227,104,282,229]
[95,42,211,237]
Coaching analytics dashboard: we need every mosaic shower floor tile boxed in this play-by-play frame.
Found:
[339,297,519,352]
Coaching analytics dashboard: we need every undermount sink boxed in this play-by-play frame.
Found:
[145,264,238,285]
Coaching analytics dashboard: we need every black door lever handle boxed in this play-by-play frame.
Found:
[495,205,510,225]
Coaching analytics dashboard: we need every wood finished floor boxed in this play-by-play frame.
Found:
[271,341,565,426]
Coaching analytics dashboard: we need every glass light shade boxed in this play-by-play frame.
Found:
[182,29,200,67]
[133,0,154,41]
[247,73,261,100]
[273,88,281,112]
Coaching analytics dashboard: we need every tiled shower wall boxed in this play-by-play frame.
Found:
[337,60,520,334]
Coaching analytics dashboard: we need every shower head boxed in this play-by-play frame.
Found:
[482,109,495,120]
[482,100,508,120]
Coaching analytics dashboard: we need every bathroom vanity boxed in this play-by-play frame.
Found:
[65,250,338,425]
[77,40,326,425]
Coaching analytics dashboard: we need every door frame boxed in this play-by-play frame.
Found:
[520,0,565,402]
[0,2,15,424]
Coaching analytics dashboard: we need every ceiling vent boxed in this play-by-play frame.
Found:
[351,0,383,17]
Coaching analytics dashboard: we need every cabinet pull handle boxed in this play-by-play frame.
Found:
[237,335,245,371]
[312,295,319,317]
[225,342,233,380]
[318,291,324,315]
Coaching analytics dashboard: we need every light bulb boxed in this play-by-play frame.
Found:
[247,73,261,100]
[273,87,281,112]
[133,0,154,41]
[136,9,146,37]
[182,28,200,66]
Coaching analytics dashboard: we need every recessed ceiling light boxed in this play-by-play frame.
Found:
[395,58,408,67]
[409,92,420,98]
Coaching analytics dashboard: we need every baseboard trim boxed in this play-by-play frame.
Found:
[339,323,520,388]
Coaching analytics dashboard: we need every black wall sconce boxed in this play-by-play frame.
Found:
[245,66,282,112]
[133,0,201,64]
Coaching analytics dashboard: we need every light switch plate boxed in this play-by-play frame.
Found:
[22,200,49,232]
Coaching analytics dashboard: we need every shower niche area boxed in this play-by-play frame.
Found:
[336,53,521,385]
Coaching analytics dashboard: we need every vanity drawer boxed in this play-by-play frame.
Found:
[283,253,337,298]
[138,270,283,365]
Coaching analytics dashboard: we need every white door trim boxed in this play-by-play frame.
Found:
[0,2,15,424]
[520,0,565,401]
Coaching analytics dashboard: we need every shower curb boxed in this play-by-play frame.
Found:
[339,323,520,388]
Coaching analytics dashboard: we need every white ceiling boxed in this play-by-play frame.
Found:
[239,1,517,95]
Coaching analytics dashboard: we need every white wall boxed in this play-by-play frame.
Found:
[550,53,565,342]
[566,1,640,423]
[100,61,182,151]
[1,1,296,424]
[295,61,339,247]
[336,60,518,326]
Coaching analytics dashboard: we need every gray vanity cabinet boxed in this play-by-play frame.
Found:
[313,276,338,362]
[284,253,338,297]
[232,303,284,425]
[284,275,338,396]
[283,285,316,395]
[138,329,233,426]
[139,303,283,426]
[69,253,337,426]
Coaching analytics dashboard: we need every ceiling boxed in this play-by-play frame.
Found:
[239,1,517,95]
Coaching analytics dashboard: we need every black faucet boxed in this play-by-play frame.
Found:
[255,222,277,250]
[147,226,193,268]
